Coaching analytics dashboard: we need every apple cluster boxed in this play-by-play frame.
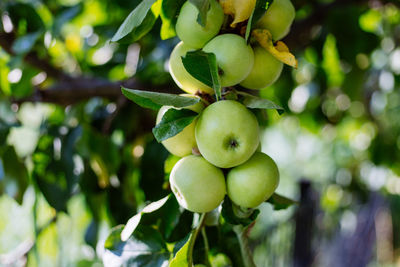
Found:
[158,0,296,213]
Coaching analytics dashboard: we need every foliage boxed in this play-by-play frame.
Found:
[0,0,400,266]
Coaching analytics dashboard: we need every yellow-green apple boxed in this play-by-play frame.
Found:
[227,152,279,208]
[169,42,213,94]
[156,95,204,157]
[176,0,224,49]
[240,46,283,89]
[195,100,259,168]
[256,0,295,40]
[169,155,226,213]
[202,34,254,87]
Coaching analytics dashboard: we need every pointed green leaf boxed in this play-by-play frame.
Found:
[182,50,221,100]
[245,0,274,42]
[152,109,197,142]
[237,91,284,114]
[170,235,191,266]
[188,0,210,27]
[111,0,160,42]
[266,193,297,210]
[121,87,201,110]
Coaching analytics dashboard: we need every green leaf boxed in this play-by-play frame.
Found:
[121,195,171,241]
[152,109,197,142]
[221,196,260,226]
[237,91,284,115]
[0,146,29,204]
[266,193,297,210]
[130,1,162,42]
[121,87,201,110]
[170,235,191,266]
[182,50,221,100]
[111,0,160,42]
[245,0,274,42]
[12,31,42,55]
[103,225,170,267]
[7,3,45,32]
[160,0,186,39]
[188,0,210,27]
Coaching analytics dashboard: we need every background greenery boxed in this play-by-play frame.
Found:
[0,0,400,266]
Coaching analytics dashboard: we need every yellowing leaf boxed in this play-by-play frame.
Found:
[252,29,298,68]
[219,0,256,27]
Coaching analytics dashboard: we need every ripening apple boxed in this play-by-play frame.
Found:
[202,34,254,87]
[169,155,226,213]
[227,152,279,208]
[240,46,283,89]
[195,100,259,168]
[169,42,213,95]
[256,0,295,40]
[176,0,224,49]
[156,95,204,157]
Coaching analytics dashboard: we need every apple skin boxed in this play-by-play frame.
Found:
[202,34,254,87]
[227,152,279,208]
[156,95,204,157]
[195,100,259,168]
[176,0,224,49]
[256,0,295,40]
[169,42,213,94]
[169,155,226,213]
[240,46,283,89]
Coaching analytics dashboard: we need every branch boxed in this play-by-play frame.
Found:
[14,77,179,106]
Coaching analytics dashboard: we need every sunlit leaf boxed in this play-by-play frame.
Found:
[220,0,256,27]
[111,0,161,42]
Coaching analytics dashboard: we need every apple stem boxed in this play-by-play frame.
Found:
[188,213,207,266]
[201,227,212,266]
[233,225,257,267]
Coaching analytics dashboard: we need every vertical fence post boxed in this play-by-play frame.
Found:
[293,179,317,267]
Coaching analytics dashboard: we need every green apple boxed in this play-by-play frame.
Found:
[156,95,204,157]
[227,152,279,208]
[169,155,226,213]
[195,100,259,168]
[256,0,295,40]
[240,46,283,89]
[202,34,254,87]
[176,0,224,49]
[169,42,213,95]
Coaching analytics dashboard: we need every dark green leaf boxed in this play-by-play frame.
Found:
[121,87,201,110]
[188,0,210,27]
[237,91,284,115]
[12,31,42,55]
[160,0,186,39]
[111,0,160,42]
[103,225,170,267]
[170,234,191,266]
[121,195,171,241]
[266,193,297,210]
[0,146,29,204]
[182,50,221,100]
[7,3,45,32]
[221,196,260,226]
[152,109,197,142]
[245,0,274,42]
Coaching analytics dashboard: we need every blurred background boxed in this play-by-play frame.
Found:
[0,0,399,266]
